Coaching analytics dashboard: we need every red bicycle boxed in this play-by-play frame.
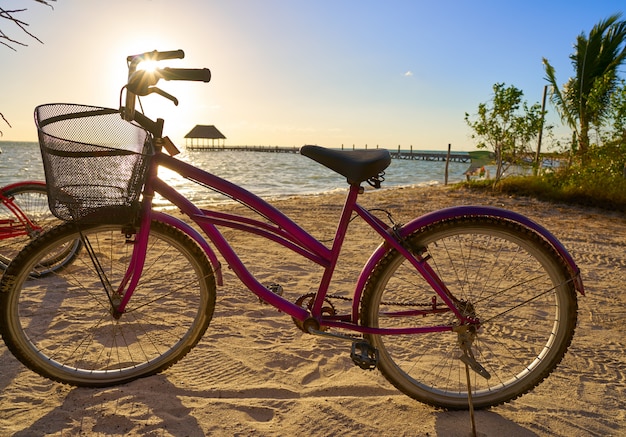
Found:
[0,181,79,274]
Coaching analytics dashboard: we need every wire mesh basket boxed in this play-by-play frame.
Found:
[35,104,153,224]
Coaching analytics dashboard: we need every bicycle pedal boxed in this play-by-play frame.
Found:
[259,283,283,305]
[350,341,379,370]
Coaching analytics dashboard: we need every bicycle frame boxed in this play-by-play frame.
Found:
[5,53,586,411]
[0,181,46,240]
[109,140,584,337]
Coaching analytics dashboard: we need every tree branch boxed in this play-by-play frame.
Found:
[1,111,13,137]
[0,1,56,51]
[1,1,57,134]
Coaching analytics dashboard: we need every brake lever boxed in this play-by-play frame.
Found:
[147,87,179,106]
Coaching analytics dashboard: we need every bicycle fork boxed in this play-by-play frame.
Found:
[77,227,144,319]
[79,203,153,319]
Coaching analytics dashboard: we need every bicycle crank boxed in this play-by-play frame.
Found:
[291,293,336,332]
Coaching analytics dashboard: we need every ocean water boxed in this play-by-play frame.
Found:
[1,141,471,208]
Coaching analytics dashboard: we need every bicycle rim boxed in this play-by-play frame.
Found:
[0,220,216,387]
[361,216,578,409]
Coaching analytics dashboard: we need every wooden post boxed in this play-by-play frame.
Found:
[445,144,451,185]
[535,85,548,175]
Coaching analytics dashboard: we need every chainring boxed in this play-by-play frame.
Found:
[292,293,336,332]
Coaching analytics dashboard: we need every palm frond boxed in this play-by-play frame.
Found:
[543,57,579,132]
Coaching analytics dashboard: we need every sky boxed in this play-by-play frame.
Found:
[0,0,624,151]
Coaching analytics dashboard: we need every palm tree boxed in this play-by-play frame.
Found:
[543,14,626,162]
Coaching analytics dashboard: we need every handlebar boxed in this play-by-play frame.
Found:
[122,50,211,122]
[160,67,211,82]
[126,49,185,68]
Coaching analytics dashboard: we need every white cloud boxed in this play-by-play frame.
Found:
[404,71,414,77]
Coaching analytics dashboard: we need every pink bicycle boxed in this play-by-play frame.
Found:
[0,50,584,410]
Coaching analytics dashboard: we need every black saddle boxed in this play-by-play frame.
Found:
[300,145,391,186]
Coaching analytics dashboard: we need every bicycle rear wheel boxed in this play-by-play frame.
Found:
[360,216,578,409]
[0,220,216,387]
[0,182,79,273]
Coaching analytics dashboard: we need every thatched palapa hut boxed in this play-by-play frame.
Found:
[184,125,226,150]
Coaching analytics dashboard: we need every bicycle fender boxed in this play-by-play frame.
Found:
[1,180,46,191]
[352,205,584,322]
[152,211,223,286]
[406,206,583,294]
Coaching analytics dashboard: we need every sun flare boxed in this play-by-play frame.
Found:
[137,60,159,72]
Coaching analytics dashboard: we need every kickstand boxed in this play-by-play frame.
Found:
[464,360,477,437]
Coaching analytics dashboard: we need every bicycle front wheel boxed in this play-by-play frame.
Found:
[0,220,216,387]
[360,216,578,409]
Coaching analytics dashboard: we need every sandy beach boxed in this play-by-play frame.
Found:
[1,184,625,436]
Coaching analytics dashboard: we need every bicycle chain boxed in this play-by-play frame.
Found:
[325,294,434,308]
[295,294,441,339]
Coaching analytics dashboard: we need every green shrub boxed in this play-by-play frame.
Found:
[463,139,626,211]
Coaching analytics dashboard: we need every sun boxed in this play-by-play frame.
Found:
[137,60,159,73]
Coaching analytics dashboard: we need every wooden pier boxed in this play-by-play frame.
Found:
[185,145,471,163]
[186,145,301,154]
[390,150,470,163]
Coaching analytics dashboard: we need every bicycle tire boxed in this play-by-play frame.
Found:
[360,216,578,409]
[0,219,216,387]
[0,182,79,273]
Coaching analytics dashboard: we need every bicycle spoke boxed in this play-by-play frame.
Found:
[361,216,578,409]
[0,221,216,386]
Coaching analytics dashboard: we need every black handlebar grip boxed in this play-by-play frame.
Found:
[154,50,185,61]
[127,50,185,64]
[160,67,211,83]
